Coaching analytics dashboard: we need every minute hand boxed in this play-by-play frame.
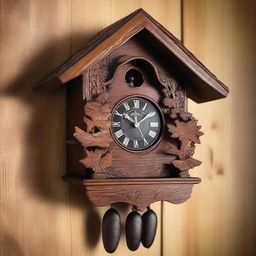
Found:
[138,112,155,125]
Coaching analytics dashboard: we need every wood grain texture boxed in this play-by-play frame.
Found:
[0,1,181,255]
[163,0,256,255]
[0,1,72,256]
[64,177,201,211]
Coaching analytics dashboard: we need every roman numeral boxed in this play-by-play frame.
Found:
[133,140,139,148]
[148,111,156,117]
[112,122,121,127]
[114,110,122,117]
[123,102,130,111]
[143,138,148,146]
[148,130,157,138]
[115,129,123,138]
[123,137,130,146]
[150,122,159,128]
[133,99,140,109]
[142,103,148,111]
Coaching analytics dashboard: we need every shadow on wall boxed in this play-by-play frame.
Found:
[2,32,102,248]
[1,233,24,256]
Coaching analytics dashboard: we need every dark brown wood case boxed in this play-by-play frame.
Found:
[35,9,229,211]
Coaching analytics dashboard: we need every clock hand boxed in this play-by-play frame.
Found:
[134,116,144,137]
[137,111,155,125]
[123,113,135,124]
[134,115,139,128]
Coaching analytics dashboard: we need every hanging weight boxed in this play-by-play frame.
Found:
[102,208,121,253]
[141,207,158,248]
[125,209,142,251]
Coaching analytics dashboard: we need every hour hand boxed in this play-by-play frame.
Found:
[122,113,135,124]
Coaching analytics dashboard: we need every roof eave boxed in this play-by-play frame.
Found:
[34,8,229,103]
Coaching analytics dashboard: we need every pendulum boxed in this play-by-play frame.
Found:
[102,206,157,253]
[141,207,157,248]
[102,208,121,253]
[125,208,142,251]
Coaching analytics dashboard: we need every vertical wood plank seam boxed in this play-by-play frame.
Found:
[69,185,73,256]
[70,0,73,57]
[181,0,184,43]
[162,2,183,255]
[0,2,5,256]
[160,201,164,256]
[69,1,73,256]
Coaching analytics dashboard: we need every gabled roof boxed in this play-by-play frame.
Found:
[35,9,229,103]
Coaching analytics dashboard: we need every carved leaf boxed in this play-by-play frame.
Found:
[174,91,185,107]
[163,95,192,120]
[84,101,111,123]
[74,126,112,148]
[95,92,109,104]
[158,71,177,95]
[163,97,177,108]
[166,144,184,159]
[80,149,112,173]
[172,157,201,171]
[89,68,109,97]
[80,150,101,172]
[181,141,196,157]
[166,141,196,159]
[83,117,111,131]
[100,151,112,169]
[167,119,204,144]
[179,111,194,121]
[170,108,180,119]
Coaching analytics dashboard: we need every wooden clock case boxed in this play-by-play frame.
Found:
[35,9,229,211]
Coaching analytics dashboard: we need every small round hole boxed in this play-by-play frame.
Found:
[125,69,144,87]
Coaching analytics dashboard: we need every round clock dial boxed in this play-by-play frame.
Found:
[111,97,162,151]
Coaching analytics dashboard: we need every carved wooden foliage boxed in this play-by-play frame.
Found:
[73,92,112,178]
[80,149,112,174]
[162,78,204,172]
[83,100,111,132]
[87,56,118,101]
[172,157,201,171]
[167,120,204,145]
[166,115,204,171]
[74,127,112,148]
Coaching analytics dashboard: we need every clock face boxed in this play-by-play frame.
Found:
[111,97,162,151]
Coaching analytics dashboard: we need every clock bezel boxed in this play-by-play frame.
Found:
[110,95,165,154]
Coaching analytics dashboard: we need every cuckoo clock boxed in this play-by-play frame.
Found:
[35,9,229,253]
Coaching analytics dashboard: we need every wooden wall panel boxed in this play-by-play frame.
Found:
[0,1,180,256]
[0,1,72,256]
[163,0,256,255]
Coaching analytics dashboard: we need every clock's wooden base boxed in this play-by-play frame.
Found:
[64,176,201,211]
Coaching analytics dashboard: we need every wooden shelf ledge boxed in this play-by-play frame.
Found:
[64,176,201,211]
